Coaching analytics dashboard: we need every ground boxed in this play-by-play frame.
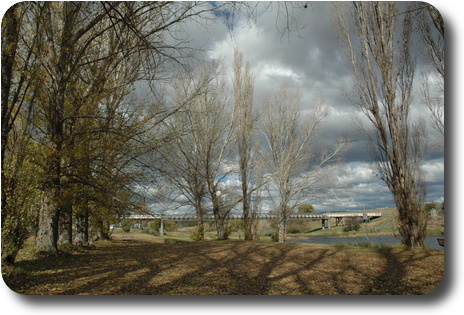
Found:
[2,231,444,295]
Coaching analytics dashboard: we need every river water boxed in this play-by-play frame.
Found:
[288,235,444,251]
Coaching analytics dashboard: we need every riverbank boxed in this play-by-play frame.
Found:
[285,207,444,239]
[287,235,444,251]
[3,233,444,295]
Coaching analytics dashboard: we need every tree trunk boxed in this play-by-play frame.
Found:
[211,193,227,240]
[234,48,256,242]
[216,218,226,240]
[196,221,205,241]
[36,2,72,254]
[74,213,89,246]
[36,118,63,253]
[93,219,111,240]
[195,196,205,241]
[243,208,252,240]
[36,192,59,253]
[58,203,72,245]
[277,214,287,243]
[1,5,20,170]
[396,194,429,249]
[242,174,253,241]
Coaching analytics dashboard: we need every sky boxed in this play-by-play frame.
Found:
[1,1,444,214]
[172,1,445,213]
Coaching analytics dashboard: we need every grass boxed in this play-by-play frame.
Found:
[286,208,444,238]
[2,230,444,295]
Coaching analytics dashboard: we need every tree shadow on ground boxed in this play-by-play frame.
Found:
[4,239,444,295]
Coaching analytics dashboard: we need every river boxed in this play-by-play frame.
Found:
[288,235,444,251]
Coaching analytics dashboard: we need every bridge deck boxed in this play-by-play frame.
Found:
[126,213,382,221]
[125,212,382,234]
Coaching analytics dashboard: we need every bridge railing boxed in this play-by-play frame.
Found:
[326,213,382,218]
[125,212,382,221]
[124,212,382,234]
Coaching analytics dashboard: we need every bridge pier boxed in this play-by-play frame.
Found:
[322,216,331,230]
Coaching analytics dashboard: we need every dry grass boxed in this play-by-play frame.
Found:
[3,231,444,295]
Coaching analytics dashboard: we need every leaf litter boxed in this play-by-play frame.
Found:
[3,234,444,295]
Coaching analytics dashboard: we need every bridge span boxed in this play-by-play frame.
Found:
[125,212,382,236]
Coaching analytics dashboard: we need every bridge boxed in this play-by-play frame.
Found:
[125,212,382,236]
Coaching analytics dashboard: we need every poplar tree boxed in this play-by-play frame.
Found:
[335,2,429,248]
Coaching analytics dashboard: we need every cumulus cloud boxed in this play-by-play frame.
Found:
[422,159,445,183]
[333,162,377,187]
[153,1,445,213]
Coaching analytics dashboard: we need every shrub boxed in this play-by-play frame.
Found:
[223,225,232,240]
[287,220,306,234]
[343,217,362,232]
[164,220,178,232]
[190,228,204,241]
[121,220,131,233]
[146,222,160,236]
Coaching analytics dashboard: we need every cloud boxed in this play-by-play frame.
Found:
[333,162,377,186]
[153,1,445,213]
[422,159,445,183]
[256,63,302,83]
[311,162,393,211]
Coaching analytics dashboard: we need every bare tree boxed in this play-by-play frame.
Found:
[414,3,444,78]
[157,54,262,241]
[154,63,229,240]
[414,2,444,141]
[233,48,260,241]
[191,62,238,240]
[335,2,429,248]
[155,133,208,240]
[260,82,349,242]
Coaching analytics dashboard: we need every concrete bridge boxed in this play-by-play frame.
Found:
[125,212,382,236]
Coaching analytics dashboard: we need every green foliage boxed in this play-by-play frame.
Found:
[146,220,178,236]
[288,205,315,233]
[147,221,160,236]
[1,217,31,264]
[121,220,131,228]
[223,226,232,240]
[2,141,42,264]
[225,220,243,232]
[424,202,444,217]
[222,220,244,239]
[121,220,131,233]
[190,228,205,241]
[164,220,179,232]
[424,202,436,212]
[298,204,316,214]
